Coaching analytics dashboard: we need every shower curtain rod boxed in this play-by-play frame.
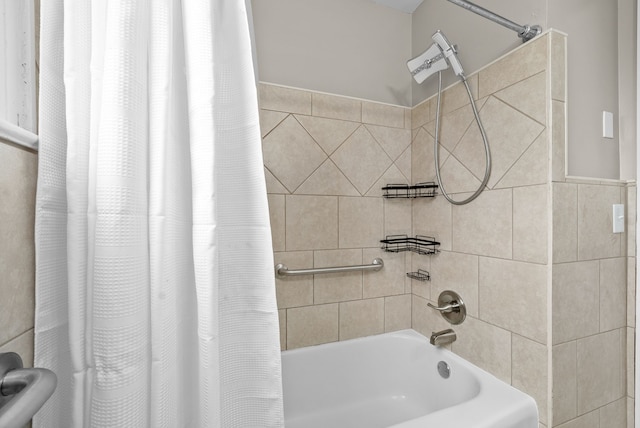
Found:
[446,0,541,42]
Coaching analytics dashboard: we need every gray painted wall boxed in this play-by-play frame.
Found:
[251,0,636,179]
[251,0,412,106]
[548,0,620,179]
[411,0,545,106]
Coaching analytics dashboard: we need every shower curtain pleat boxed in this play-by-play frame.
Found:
[34,1,284,427]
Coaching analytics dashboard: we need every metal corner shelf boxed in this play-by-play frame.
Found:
[407,269,431,282]
[382,182,438,199]
[380,234,440,255]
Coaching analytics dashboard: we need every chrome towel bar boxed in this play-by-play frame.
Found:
[275,258,384,277]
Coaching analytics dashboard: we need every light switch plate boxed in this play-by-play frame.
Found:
[603,111,614,139]
[613,204,624,233]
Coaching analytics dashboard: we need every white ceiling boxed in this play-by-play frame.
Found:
[372,0,424,14]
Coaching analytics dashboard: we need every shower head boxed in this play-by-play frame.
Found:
[407,43,449,84]
[431,31,464,77]
[407,30,465,83]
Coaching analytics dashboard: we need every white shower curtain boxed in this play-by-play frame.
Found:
[34,1,284,427]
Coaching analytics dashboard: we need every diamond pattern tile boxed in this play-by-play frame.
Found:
[296,159,359,196]
[296,115,359,155]
[453,96,544,189]
[331,126,392,195]
[495,71,546,125]
[365,124,411,161]
[262,115,327,192]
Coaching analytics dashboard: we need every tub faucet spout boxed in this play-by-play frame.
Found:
[430,329,456,346]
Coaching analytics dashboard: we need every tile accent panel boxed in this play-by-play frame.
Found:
[263,30,635,428]
[261,84,412,350]
[0,140,37,369]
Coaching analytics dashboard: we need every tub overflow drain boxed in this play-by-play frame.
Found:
[437,361,451,379]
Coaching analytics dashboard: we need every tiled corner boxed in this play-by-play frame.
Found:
[363,248,406,299]
[553,340,577,425]
[411,100,430,129]
[512,334,548,425]
[338,197,383,249]
[599,397,627,428]
[577,184,622,261]
[479,257,547,344]
[599,257,627,332]
[627,327,635,398]
[451,315,512,384]
[555,410,598,428]
[452,188,513,259]
[626,185,636,257]
[384,294,411,332]
[362,102,405,129]
[513,184,548,264]
[628,259,636,327]
[384,198,411,237]
[552,261,599,344]
[551,100,566,182]
[576,329,625,414]
[553,183,578,263]
[430,251,478,317]
[410,128,438,184]
[409,252,431,299]
[412,196,452,251]
[286,304,339,349]
[549,32,567,102]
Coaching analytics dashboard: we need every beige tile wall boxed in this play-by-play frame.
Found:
[627,184,636,428]
[260,84,414,351]
[261,30,635,428]
[0,139,38,368]
[410,32,553,426]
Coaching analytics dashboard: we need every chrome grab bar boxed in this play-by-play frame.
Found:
[275,258,384,277]
[0,352,57,428]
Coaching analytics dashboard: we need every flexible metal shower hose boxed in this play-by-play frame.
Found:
[433,71,491,205]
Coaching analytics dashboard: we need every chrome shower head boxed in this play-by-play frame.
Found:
[407,42,449,84]
[431,31,464,77]
[408,30,465,83]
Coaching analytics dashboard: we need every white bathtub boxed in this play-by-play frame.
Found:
[282,329,538,428]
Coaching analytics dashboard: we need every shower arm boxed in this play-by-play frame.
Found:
[446,0,541,43]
